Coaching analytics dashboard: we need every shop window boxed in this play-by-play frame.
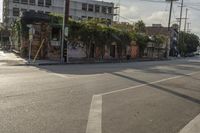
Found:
[52,27,61,41]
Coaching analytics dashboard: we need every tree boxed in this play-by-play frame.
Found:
[178,32,200,56]
[134,33,149,57]
[154,35,166,58]
[135,20,146,33]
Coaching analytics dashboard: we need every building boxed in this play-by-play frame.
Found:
[2,0,116,27]
[145,24,179,58]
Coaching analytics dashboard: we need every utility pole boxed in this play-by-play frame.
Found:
[184,8,188,32]
[179,0,184,32]
[177,0,184,57]
[187,22,191,33]
[168,0,173,31]
[166,0,174,58]
[61,0,70,63]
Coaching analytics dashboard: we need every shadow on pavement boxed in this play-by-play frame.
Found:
[36,60,200,76]
[111,72,200,105]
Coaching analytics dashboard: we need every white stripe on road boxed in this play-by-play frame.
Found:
[86,71,200,133]
[179,113,200,133]
[50,72,104,79]
[100,71,200,96]
[86,95,102,133]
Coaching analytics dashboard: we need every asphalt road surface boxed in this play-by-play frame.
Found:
[0,53,200,133]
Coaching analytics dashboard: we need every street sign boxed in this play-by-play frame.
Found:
[28,25,35,40]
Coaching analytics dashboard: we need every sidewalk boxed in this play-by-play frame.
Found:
[0,49,183,66]
[0,50,27,66]
[30,58,169,66]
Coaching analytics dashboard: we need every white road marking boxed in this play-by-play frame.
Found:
[49,72,104,79]
[100,71,199,96]
[86,95,102,133]
[179,113,200,133]
[86,71,200,133]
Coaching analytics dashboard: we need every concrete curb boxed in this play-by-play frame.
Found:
[29,59,171,66]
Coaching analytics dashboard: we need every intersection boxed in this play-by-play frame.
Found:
[0,51,200,133]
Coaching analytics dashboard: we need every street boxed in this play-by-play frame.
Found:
[0,52,200,133]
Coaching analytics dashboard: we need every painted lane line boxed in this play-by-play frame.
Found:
[86,95,102,133]
[86,71,200,133]
[100,71,200,96]
[179,113,200,133]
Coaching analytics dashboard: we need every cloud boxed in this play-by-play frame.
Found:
[119,5,140,21]
[145,11,169,26]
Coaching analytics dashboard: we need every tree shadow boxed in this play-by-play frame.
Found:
[36,60,200,76]
[111,73,200,105]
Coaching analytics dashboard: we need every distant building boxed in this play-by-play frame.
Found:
[145,24,179,58]
[2,0,116,27]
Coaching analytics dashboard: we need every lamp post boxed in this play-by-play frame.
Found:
[61,0,70,63]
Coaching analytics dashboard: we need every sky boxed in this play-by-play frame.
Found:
[100,0,200,37]
[0,0,2,23]
[0,0,199,36]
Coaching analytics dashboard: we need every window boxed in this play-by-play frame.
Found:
[52,27,61,41]
[108,7,113,14]
[20,8,27,16]
[29,0,36,5]
[13,0,19,3]
[82,3,87,11]
[21,8,27,13]
[95,5,100,13]
[29,10,35,13]
[21,0,28,4]
[45,0,51,7]
[38,10,44,14]
[81,16,87,20]
[102,6,107,14]
[45,12,50,14]
[88,17,93,20]
[13,8,20,16]
[88,4,94,12]
[38,0,44,6]
[107,19,112,24]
